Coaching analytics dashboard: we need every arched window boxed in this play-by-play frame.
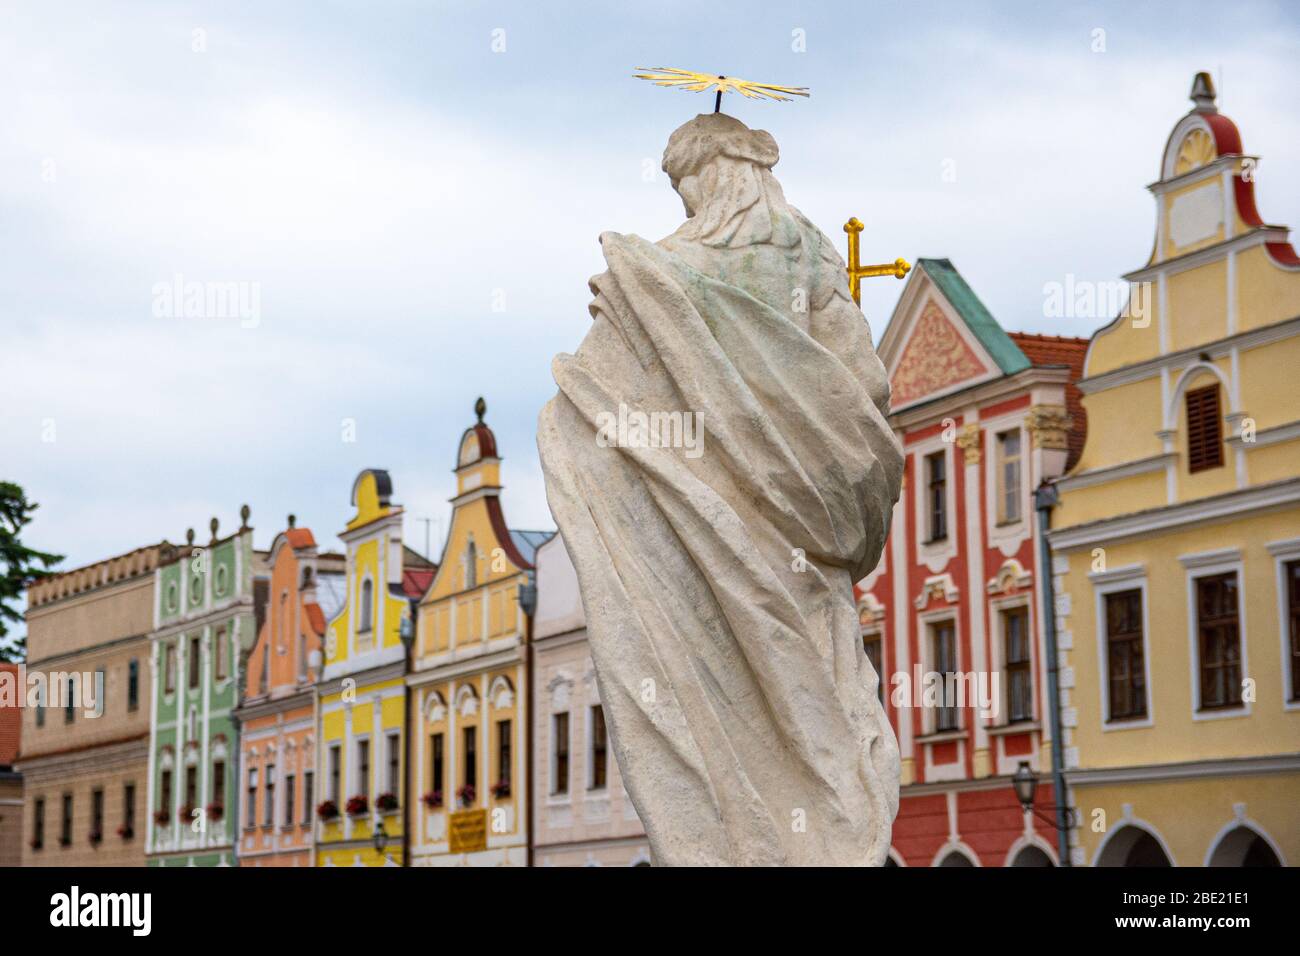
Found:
[1096,825,1173,867]
[465,540,478,590]
[1010,845,1054,867]
[278,591,289,654]
[1185,382,1223,473]
[359,579,373,633]
[1208,826,1282,867]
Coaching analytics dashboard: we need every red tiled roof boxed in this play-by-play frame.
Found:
[402,568,437,600]
[304,603,327,635]
[285,527,317,550]
[0,664,20,765]
[1008,332,1090,471]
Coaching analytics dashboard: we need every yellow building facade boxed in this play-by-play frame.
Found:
[315,470,433,866]
[408,399,551,866]
[1049,74,1300,867]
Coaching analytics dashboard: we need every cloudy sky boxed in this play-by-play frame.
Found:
[2,0,1298,644]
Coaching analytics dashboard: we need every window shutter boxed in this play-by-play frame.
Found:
[1185,384,1223,473]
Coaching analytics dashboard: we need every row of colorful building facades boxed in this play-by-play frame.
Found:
[5,74,1298,867]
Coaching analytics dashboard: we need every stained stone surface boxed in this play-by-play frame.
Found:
[538,113,903,866]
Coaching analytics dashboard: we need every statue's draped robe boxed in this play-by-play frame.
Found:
[538,179,903,865]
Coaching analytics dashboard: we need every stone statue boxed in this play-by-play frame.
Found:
[538,112,903,866]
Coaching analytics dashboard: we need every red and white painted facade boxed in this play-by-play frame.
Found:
[858,258,1088,866]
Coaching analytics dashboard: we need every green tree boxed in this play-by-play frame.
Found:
[0,482,63,662]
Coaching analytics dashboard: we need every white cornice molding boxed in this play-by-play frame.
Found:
[1122,227,1288,283]
[1265,537,1300,558]
[890,366,1069,431]
[1057,453,1174,492]
[1050,477,1300,550]
[337,509,403,545]
[1227,419,1300,449]
[1178,547,1242,570]
[1147,152,1254,195]
[1087,562,1147,586]
[1077,315,1300,395]
[1065,753,1300,786]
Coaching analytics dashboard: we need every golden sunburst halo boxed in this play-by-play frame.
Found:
[634,67,810,104]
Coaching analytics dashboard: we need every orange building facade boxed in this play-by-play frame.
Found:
[235,520,344,866]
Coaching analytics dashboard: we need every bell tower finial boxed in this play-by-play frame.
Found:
[1190,71,1217,113]
[474,396,487,423]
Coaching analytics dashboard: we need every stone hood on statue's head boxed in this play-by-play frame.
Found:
[660,112,799,248]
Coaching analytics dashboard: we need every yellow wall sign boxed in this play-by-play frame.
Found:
[448,809,488,854]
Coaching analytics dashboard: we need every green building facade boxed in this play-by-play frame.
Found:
[146,510,265,866]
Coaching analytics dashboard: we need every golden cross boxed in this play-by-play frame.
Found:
[844,217,910,305]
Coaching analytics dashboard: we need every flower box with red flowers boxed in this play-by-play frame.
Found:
[153,809,170,826]
[88,829,103,845]
[117,824,134,840]
[455,784,476,806]
[316,800,340,821]
[490,779,511,799]
[29,838,43,851]
[421,790,444,809]
[178,803,196,822]
[376,792,399,813]
[345,795,369,817]
[205,802,224,821]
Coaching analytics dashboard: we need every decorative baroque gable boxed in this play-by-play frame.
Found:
[891,300,988,406]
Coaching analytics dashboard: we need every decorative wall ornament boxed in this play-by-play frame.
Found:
[489,675,515,710]
[891,301,987,406]
[857,592,886,627]
[425,691,447,724]
[1174,128,1216,175]
[986,558,1033,595]
[1026,404,1072,450]
[547,672,573,710]
[914,573,960,610]
[955,422,982,465]
[455,684,478,717]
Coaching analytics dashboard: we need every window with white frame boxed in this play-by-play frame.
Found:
[925,452,948,543]
[327,744,340,803]
[588,705,607,790]
[1286,558,1300,704]
[552,712,569,796]
[355,738,371,799]
[928,620,959,732]
[1104,588,1147,721]
[1001,605,1032,723]
[996,429,1022,524]
[1268,540,1300,707]
[1194,571,1243,710]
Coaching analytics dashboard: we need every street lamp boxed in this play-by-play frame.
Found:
[1012,760,1075,829]
[372,819,389,856]
[1012,760,1037,809]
